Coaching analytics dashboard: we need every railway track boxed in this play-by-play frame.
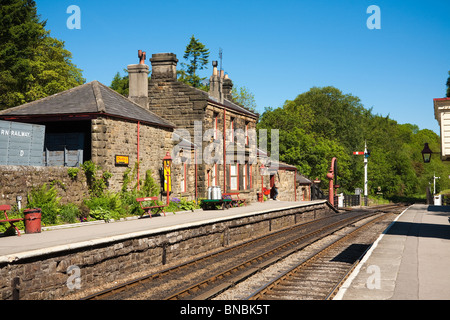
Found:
[81,204,406,300]
[241,206,402,300]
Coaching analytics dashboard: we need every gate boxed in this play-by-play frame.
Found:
[343,194,361,207]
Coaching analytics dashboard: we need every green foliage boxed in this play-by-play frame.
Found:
[178,35,209,90]
[84,192,124,222]
[110,70,129,96]
[81,160,112,198]
[170,197,199,212]
[59,203,81,224]
[67,168,79,180]
[119,166,160,216]
[231,86,257,112]
[0,0,84,110]
[0,205,24,234]
[446,70,450,98]
[258,86,450,200]
[141,169,160,197]
[27,183,61,225]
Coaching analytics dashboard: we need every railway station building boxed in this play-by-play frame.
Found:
[434,97,450,160]
[0,52,308,206]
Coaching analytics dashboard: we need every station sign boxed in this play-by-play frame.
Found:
[115,155,129,166]
[0,120,45,166]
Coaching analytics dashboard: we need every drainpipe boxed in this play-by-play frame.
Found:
[223,108,226,193]
[137,121,140,190]
[195,148,198,201]
[294,168,297,201]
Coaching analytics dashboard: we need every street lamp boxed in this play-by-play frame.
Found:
[421,143,433,163]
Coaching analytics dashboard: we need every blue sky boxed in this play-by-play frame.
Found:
[35,0,450,134]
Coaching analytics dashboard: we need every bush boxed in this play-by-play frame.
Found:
[59,203,81,224]
[84,192,125,221]
[170,197,199,212]
[27,183,61,225]
[120,189,145,216]
[81,160,112,197]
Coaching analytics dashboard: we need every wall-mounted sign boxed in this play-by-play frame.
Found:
[0,120,45,166]
[163,159,171,193]
[115,155,129,166]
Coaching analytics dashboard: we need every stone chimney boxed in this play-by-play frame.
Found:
[209,61,223,103]
[150,53,178,81]
[222,73,233,101]
[127,50,149,108]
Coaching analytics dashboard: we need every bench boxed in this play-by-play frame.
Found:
[0,205,23,236]
[136,197,166,218]
[222,193,246,207]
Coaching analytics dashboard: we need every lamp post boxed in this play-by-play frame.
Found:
[163,152,172,207]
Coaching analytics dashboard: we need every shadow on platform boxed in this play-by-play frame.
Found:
[427,205,450,215]
[384,221,450,241]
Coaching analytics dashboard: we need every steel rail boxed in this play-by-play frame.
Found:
[81,204,404,300]
[163,208,392,300]
[81,211,347,300]
[245,208,399,300]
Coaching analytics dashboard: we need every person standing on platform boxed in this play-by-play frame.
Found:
[272,180,279,201]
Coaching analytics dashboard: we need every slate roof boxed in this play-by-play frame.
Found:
[296,174,312,185]
[0,81,175,128]
[207,95,259,118]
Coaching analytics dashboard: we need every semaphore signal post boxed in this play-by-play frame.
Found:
[353,142,370,206]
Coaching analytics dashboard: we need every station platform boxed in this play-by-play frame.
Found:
[335,204,450,300]
[0,200,327,263]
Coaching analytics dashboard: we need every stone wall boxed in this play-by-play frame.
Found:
[0,202,334,300]
[148,80,208,136]
[0,165,89,207]
[148,77,259,202]
[91,116,173,194]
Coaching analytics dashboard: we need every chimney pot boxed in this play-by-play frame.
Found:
[138,50,146,65]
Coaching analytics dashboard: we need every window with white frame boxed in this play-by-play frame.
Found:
[243,163,247,190]
[180,163,187,192]
[230,163,238,190]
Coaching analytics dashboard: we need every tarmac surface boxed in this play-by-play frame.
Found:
[335,204,450,300]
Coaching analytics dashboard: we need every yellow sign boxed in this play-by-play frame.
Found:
[164,161,171,193]
[115,155,129,166]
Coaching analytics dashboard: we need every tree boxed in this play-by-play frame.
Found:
[446,70,450,97]
[178,35,209,89]
[257,86,450,200]
[110,70,129,96]
[231,86,257,112]
[0,0,84,110]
